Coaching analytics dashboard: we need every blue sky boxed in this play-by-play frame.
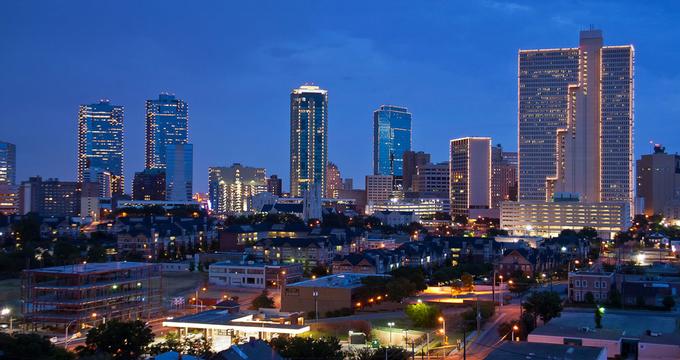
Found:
[2,1,680,192]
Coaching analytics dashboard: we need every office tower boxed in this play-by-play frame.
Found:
[518,29,634,206]
[132,168,166,201]
[165,144,193,201]
[209,163,267,213]
[0,141,16,185]
[636,144,680,217]
[326,162,342,198]
[0,141,17,214]
[342,178,354,191]
[403,151,431,191]
[77,100,125,195]
[412,162,449,196]
[302,183,322,221]
[290,85,328,197]
[491,144,518,208]
[19,177,81,217]
[373,105,412,180]
[449,137,491,216]
[366,175,393,205]
[145,93,189,169]
[266,175,283,196]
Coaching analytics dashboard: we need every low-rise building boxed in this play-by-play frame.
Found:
[486,342,606,360]
[498,249,534,278]
[208,261,302,289]
[281,273,388,315]
[248,236,355,270]
[372,210,417,226]
[568,271,615,303]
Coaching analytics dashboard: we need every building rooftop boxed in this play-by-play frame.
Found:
[24,261,154,275]
[287,273,388,289]
[485,342,605,360]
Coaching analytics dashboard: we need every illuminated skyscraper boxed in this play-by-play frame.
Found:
[518,29,634,206]
[449,137,491,216]
[165,144,193,201]
[373,105,412,179]
[0,141,17,214]
[325,162,342,198]
[77,100,124,195]
[145,93,188,170]
[208,163,267,214]
[290,85,327,197]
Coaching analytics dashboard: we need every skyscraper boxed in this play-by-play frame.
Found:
[290,85,328,197]
[636,144,680,217]
[518,29,634,206]
[132,168,166,201]
[491,144,518,208]
[325,162,342,198]
[165,144,193,201]
[0,141,16,185]
[373,105,412,180]
[145,93,189,170]
[266,175,283,196]
[403,151,430,191]
[449,137,491,217]
[77,100,124,195]
[209,163,267,213]
[0,141,17,214]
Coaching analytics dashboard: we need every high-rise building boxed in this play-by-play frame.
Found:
[373,105,412,180]
[518,29,634,206]
[0,141,16,186]
[290,85,328,197]
[366,175,393,205]
[0,141,18,214]
[412,162,449,196]
[326,162,342,198]
[266,175,283,196]
[636,145,680,217]
[403,151,430,191]
[19,177,81,217]
[132,168,166,201]
[449,137,491,217]
[77,100,124,195]
[165,144,193,201]
[209,163,267,214]
[342,178,354,191]
[145,93,189,170]
[491,144,518,208]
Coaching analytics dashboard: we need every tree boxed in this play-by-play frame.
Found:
[578,227,598,241]
[53,240,82,264]
[269,337,343,360]
[452,214,468,226]
[558,229,578,238]
[250,289,275,309]
[0,333,74,360]
[147,333,212,358]
[310,264,329,277]
[662,296,676,310]
[522,291,563,324]
[461,273,474,292]
[345,347,409,360]
[608,288,622,307]
[405,303,440,328]
[87,243,108,263]
[77,320,153,360]
[385,277,416,302]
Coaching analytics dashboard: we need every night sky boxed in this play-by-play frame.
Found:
[2,1,680,193]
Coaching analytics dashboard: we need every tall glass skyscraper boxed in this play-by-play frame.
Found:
[290,85,328,197]
[145,93,189,170]
[518,30,634,206]
[373,105,412,178]
[165,144,193,201]
[0,141,16,185]
[77,100,125,195]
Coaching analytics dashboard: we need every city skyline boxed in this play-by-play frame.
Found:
[2,2,680,193]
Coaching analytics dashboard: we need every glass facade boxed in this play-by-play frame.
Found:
[165,143,193,201]
[77,100,125,195]
[290,85,328,197]
[373,105,412,178]
[208,164,267,213]
[0,141,16,185]
[145,93,189,170]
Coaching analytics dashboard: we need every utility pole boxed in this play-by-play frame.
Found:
[492,269,496,306]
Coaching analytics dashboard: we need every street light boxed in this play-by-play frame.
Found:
[512,324,519,342]
[64,318,78,349]
[312,289,319,321]
[387,322,395,345]
[91,312,106,324]
[438,317,447,344]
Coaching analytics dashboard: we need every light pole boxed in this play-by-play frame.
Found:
[91,312,106,324]
[499,275,504,307]
[403,328,409,349]
[438,316,447,344]
[312,289,319,321]
[387,322,395,345]
[194,287,207,313]
[1,308,13,334]
[64,318,78,349]
[512,324,519,342]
